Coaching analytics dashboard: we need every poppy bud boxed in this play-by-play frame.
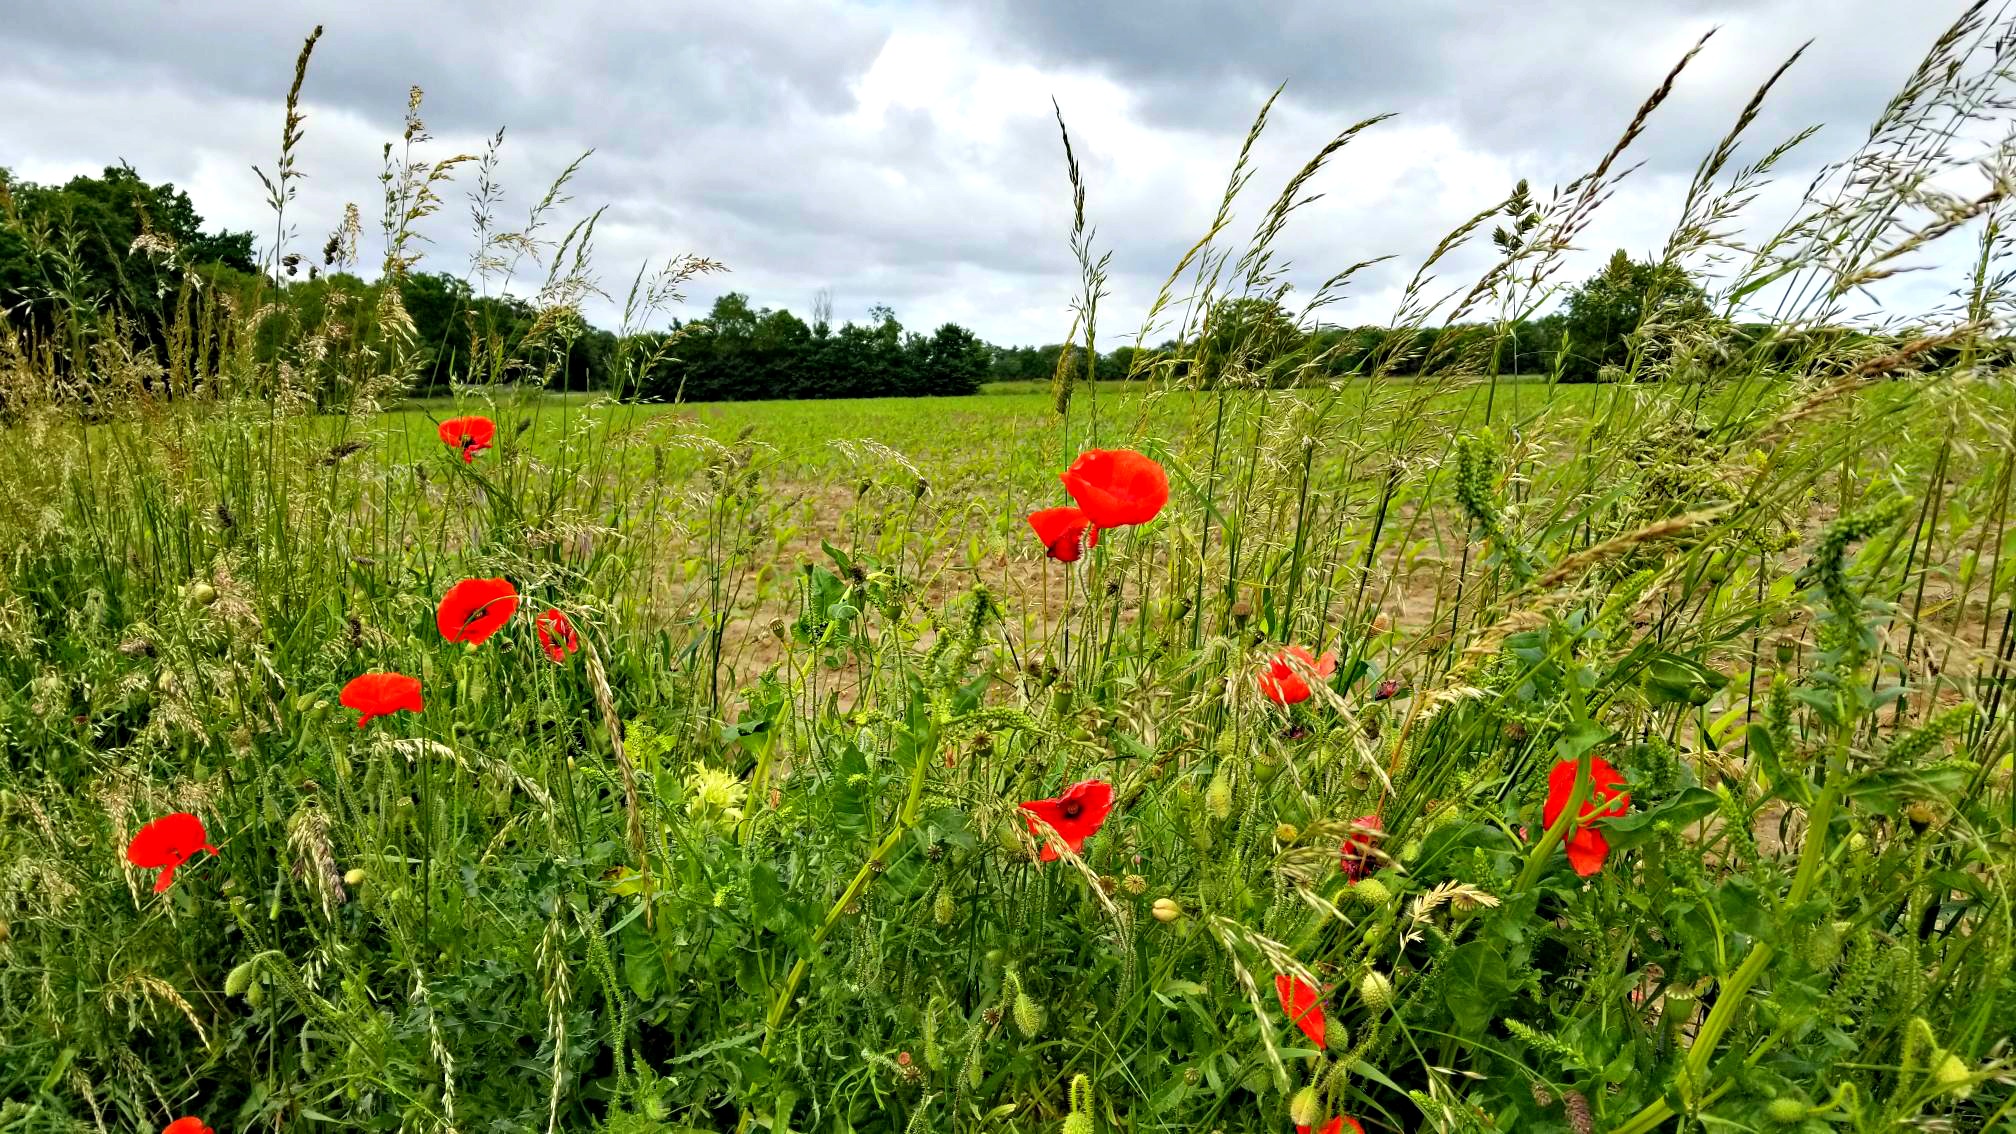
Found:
[933,887,957,925]
[1359,970,1394,1013]
[343,868,367,887]
[1121,873,1147,895]
[1151,898,1182,922]
[0,919,8,945]
[1051,679,1075,717]
[246,981,264,1007]
[1289,1086,1321,1127]
[185,582,217,607]
[1370,613,1391,634]
[1351,878,1391,906]
[1764,1097,1807,1124]
[225,959,258,998]
[1205,768,1234,821]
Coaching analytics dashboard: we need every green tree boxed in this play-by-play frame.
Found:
[1557,249,1712,381]
[1,164,258,371]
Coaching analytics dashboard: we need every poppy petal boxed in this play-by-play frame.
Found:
[126,812,215,890]
[340,671,425,728]
[1260,646,1328,705]
[1566,827,1610,877]
[1274,973,1326,1047]
[1028,507,1094,562]
[438,416,497,463]
[535,608,578,663]
[1019,779,1114,861]
[1059,449,1170,528]
[436,577,520,644]
[1544,756,1630,875]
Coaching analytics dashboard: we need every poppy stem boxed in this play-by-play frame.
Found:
[738,722,937,1134]
[1513,754,1590,892]
[1678,754,1843,1091]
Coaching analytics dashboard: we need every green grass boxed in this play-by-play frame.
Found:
[5,13,2016,1134]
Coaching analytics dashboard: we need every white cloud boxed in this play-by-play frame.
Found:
[0,0,1994,345]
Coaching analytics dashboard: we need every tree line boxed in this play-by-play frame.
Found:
[4,164,1961,408]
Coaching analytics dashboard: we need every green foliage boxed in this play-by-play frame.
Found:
[5,13,2016,1134]
[1556,249,1715,382]
[636,295,991,402]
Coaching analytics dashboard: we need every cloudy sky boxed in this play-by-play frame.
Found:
[0,1,1990,345]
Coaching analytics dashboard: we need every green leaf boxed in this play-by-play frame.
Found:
[1601,787,1721,851]
[1641,652,1729,707]
[1553,719,1615,764]
[1846,763,1973,815]
[1443,941,1510,1033]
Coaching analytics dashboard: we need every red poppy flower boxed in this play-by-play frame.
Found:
[535,608,579,663]
[1543,756,1632,876]
[126,813,217,893]
[1296,1119,1364,1134]
[1059,448,1169,529]
[1274,973,1326,1047]
[340,671,424,728]
[1259,646,1337,705]
[1027,506,1099,562]
[1339,814,1382,881]
[163,1119,215,1134]
[437,577,519,644]
[438,416,496,463]
[1019,779,1115,862]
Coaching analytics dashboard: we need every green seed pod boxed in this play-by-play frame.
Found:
[1121,873,1147,896]
[1289,1086,1321,1127]
[1351,878,1392,906]
[922,998,943,1071]
[343,867,367,888]
[1359,970,1394,1013]
[1205,767,1234,821]
[933,887,957,926]
[185,582,217,607]
[1275,823,1300,843]
[224,959,258,998]
[1014,989,1045,1038]
[997,815,1027,856]
[1764,1097,1806,1125]
[1064,1074,1095,1134]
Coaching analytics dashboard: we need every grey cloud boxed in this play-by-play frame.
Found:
[963,0,1954,173]
[0,1,1987,345]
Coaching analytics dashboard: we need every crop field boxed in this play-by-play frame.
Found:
[5,10,2016,1134]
